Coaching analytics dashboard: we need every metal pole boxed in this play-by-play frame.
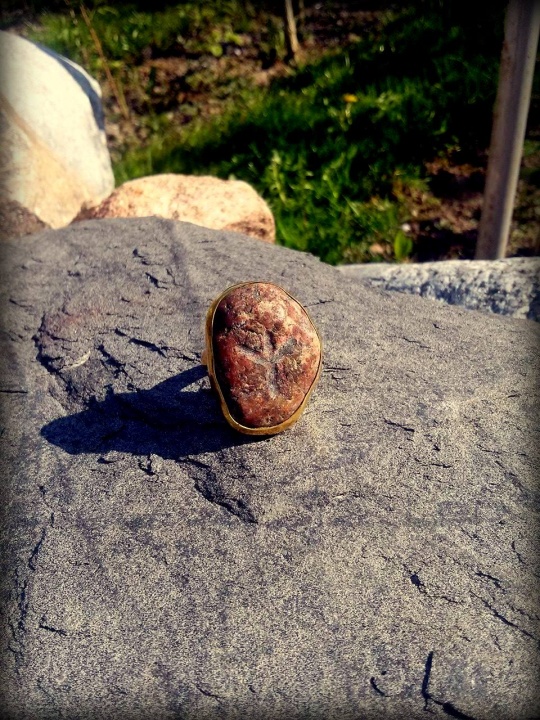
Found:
[475,0,540,260]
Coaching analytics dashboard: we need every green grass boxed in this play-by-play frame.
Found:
[28,1,506,264]
[27,1,270,70]
[114,4,504,264]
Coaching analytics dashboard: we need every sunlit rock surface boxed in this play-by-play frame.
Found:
[0,31,114,228]
[0,218,538,719]
[339,257,540,321]
[75,174,276,243]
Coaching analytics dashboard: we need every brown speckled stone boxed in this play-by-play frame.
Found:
[211,283,321,429]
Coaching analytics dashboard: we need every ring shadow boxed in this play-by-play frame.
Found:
[41,366,267,460]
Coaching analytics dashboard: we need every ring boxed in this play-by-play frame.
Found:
[203,281,322,435]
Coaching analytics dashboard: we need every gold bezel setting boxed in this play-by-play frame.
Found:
[204,281,322,435]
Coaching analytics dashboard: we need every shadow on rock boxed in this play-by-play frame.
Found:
[41,366,264,459]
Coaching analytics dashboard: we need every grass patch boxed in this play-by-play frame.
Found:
[27,1,277,71]
[24,0,507,263]
[114,3,504,263]
[27,0,285,76]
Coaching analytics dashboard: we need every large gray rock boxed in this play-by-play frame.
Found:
[339,257,540,321]
[0,31,114,229]
[1,218,539,720]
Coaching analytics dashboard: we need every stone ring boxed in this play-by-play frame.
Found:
[203,281,322,435]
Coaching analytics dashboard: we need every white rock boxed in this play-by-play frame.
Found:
[0,31,114,228]
[338,257,540,321]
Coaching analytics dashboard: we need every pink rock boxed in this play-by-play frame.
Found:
[75,174,275,243]
[210,282,321,431]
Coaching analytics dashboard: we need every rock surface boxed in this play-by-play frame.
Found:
[338,257,540,321]
[0,218,539,720]
[0,198,49,241]
[0,31,114,228]
[75,174,276,242]
[211,282,321,430]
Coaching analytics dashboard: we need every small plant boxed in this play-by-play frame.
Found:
[393,230,414,262]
